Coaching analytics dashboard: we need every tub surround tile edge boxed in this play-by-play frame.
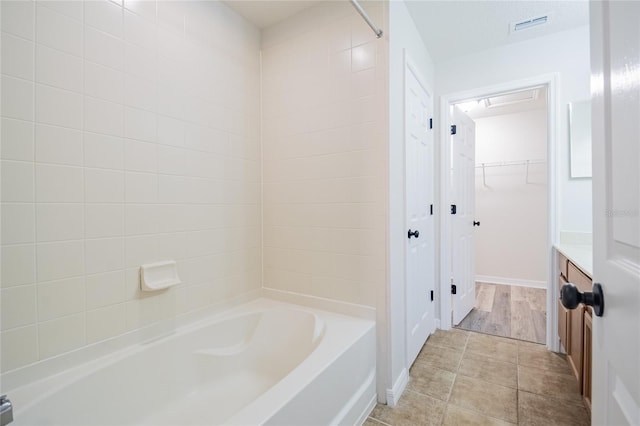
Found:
[260,288,376,320]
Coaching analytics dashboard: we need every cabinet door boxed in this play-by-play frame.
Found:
[558,277,571,352]
[565,260,592,391]
[583,310,592,415]
[567,304,585,391]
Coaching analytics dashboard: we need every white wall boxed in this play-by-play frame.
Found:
[387,0,435,404]
[436,26,592,235]
[474,109,548,284]
[0,0,261,373]
[261,1,387,307]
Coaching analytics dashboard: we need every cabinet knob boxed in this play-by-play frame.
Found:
[560,282,605,317]
[407,229,419,239]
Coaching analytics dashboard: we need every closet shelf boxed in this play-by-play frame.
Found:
[475,159,546,168]
[475,159,546,185]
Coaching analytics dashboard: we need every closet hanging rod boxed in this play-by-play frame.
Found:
[477,159,545,186]
[349,0,383,39]
[475,159,546,168]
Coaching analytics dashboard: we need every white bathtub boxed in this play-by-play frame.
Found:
[8,298,376,425]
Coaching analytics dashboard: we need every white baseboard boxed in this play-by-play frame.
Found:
[476,275,547,289]
[435,319,441,330]
[386,367,409,407]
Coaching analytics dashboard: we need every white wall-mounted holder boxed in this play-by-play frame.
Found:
[140,260,181,292]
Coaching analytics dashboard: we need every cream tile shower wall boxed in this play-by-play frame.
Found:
[0,0,261,373]
[261,2,387,307]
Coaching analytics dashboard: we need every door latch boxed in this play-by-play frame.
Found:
[560,282,605,317]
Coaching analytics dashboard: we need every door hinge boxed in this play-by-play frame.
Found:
[450,204,457,214]
[451,284,457,295]
[450,124,457,135]
[429,118,433,129]
[430,290,434,301]
[430,204,433,215]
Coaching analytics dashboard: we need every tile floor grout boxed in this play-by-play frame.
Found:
[366,329,590,426]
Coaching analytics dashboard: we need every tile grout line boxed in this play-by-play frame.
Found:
[440,331,470,425]
[516,340,520,425]
[460,331,520,424]
[364,412,392,426]
[434,329,585,425]
[33,0,41,363]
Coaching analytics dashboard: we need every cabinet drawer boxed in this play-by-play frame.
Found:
[558,252,569,280]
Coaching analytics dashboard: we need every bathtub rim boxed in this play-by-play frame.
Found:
[225,310,376,426]
[1,288,374,394]
[3,294,375,421]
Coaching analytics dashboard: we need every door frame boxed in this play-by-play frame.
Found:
[438,73,560,350]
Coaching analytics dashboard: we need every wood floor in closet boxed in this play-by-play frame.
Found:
[456,282,546,344]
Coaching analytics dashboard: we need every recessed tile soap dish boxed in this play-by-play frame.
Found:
[140,260,181,292]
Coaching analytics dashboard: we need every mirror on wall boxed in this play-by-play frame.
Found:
[568,100,592,178]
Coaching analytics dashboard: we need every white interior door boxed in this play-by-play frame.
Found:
[451,106,476,326]
[405,59,435,367]
[591,1,640,424]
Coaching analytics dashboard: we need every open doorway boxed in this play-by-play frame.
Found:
[440,78,557,348]
[448,85,550,345]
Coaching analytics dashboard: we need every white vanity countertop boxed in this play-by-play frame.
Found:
[556,243,593,278]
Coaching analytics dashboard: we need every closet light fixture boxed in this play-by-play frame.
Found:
[482,89,539,109]
[457,100,481,113]
[511,14,550,33]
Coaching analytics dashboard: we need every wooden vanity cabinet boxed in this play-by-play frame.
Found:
[557,252,570,351]
[557,250,593,413]
[583,310,593,415]
[567,304,585,389]
[558,252,569,280]
[558,276,571,352]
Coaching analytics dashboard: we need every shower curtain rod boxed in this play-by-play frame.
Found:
[349,0,383,39]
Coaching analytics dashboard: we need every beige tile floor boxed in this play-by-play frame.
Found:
[365,329,590,426]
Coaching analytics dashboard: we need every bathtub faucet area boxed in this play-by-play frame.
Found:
[0,395,13,426]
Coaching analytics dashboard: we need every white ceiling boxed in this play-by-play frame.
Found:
[224,0,323,29]
[224,0,589,63]
[405,0,590,63]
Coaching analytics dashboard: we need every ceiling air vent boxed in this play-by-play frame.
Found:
[511,15,549,33]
